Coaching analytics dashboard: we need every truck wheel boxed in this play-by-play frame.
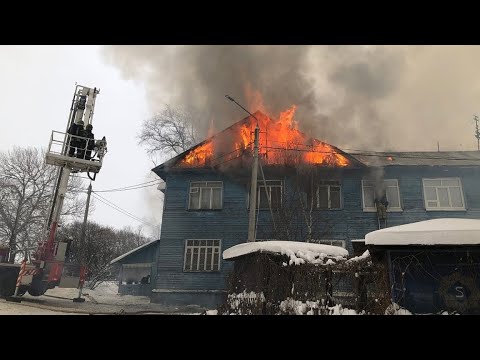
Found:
[28,274,47,296]
[0,270,17,297]
[28,285,47,296]
[16,286,28,296]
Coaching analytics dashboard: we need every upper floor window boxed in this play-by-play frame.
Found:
[422,178,465,211]
[257,180,283,209]
[362,179,402,212]
[188,181,223,210]
[316,180,341,209]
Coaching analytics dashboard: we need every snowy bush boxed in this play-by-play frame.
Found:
[218,250,392,315]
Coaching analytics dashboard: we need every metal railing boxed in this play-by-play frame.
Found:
[47,130,107,163]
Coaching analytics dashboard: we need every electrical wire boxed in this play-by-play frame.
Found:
[93,179,162,193]
[91,192,155,227]
[93,182,162,193]
[92,191,151,224]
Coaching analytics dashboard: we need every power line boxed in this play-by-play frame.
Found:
[93,182,162,193]
[93,179,162,193]
[92,194,154,228]
[92,194,151,227]
[92,191,150,224]
[91,192,155,227]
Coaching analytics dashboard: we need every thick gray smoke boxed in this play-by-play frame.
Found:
[102,45,480,152]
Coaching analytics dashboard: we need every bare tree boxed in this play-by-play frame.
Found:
[139,105,199,160]
[0,147,85,262]
[58,221,151,288]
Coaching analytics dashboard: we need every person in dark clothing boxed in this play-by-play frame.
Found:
[68,120,83,156]
[374,193,389,220]
[140,275,150,284]
[75,122,87,159]
[84,124,95,160]
[68,122,78,156]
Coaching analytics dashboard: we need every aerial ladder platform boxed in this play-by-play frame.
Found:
[0,84,107,298]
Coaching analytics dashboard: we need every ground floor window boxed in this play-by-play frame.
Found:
[184,239,221,272]
[121,263,152,285]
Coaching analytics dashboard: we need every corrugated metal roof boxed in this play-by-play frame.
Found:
[350,151,480,167]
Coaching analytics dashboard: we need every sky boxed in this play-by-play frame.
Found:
[0,46,163,238]
[103,45,480,152]
[2,45,480,239]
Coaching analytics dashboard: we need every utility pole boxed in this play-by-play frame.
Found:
[73,182,92,303]
[474,115,480,151]
[225,95,260,242]
[248,126,259,242]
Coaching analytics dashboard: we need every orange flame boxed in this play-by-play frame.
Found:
[182,142,214,166]
[178,92,350,168]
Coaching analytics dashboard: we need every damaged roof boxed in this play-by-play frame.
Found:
[152,111,364,178]
[350,151,480,167]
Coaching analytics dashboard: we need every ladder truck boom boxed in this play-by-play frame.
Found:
[0,84,107,298]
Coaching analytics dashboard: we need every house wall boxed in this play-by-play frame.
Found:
[152,165,480,307]
[116,243,158,296]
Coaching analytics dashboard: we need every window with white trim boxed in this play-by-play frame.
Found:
[256,180,282,209]
[316,240,346,248]
[188,181,223,210]
[362,179,402,212]
[422,178,465,211]
[315,180,342,209]
[184,240,221,272]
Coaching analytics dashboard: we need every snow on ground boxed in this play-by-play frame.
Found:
[0,281,207,315]
[365,218,480,246]
[223,240,348,265]
[0,300,78,314]
[45,281,150,306]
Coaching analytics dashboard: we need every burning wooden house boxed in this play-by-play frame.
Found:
[149,106,480,309]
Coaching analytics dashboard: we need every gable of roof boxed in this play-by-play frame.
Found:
[152,111,364,178]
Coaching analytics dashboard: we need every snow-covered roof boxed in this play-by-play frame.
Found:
[365,218,480,246]
[223,240,348,266]
[110,240,159,265]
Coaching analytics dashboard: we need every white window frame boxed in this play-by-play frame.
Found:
[183,239,221,272]
[188,181,223,210]
[422,178,466,211]
[315,180,342,210]
[362,179,402,212]
[316,240,346,248]
[255,180,283,209]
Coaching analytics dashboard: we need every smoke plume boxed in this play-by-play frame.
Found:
[102,45,480,152]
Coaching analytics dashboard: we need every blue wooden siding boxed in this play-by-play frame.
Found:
[156,165,480,292]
